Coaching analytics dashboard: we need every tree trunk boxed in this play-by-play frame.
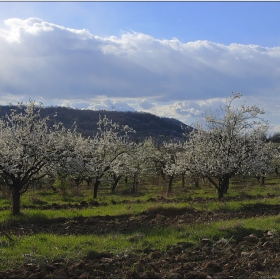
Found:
[218,188,224,202]
[219,176,229,195]
[93,179,100,199]
[217,175,230,199]
[222,176,230,194]
[157,175,160,186]
[73,177,83,188]
[181,173,185,189]
[206,176,228,202]
[12,187,21,215]
[85,177,92,187]
[256,176,265,186]
[194,177,199,188]
[168,176,173,193]
[132,175,138,193]
[111,175,122,192]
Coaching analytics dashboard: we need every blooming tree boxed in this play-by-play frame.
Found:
[89,116,135,198]
[241,127,274,185]
[45,115,135,198]
[161,141,188,193]
[52,131,93,190]
[186,93,272,200]
[123,141,155,193]
[0,101,71,215]
[271,145,280,177]
[141,138,189,193]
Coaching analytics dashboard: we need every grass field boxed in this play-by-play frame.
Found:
[1,173,280,276]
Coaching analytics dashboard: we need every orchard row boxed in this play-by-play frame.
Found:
[0,93,278,215]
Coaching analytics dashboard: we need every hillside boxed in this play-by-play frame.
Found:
[0,105,193,140]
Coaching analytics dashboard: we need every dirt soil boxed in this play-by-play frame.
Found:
[1,201,280,278]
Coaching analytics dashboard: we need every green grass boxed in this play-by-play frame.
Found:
[1,194,280,225]
[5,198,280,223]
[2,173,280,211]
[1,214,280,270]
[0,226,191,270]
[0,202,186,224]
[1,174,280,270]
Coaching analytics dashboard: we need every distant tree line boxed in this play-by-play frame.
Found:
[0,106,191,141]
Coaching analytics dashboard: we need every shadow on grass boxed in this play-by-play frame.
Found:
[0,212,135,234]
[1,212,69,230]
[29,199,48,206]
[241,202,280,212]
[37,191,58,197]
[143,205,200,217]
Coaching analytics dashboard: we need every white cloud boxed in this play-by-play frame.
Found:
[87,99,135,112]
[0,17,280,131]
[135,98,227,127]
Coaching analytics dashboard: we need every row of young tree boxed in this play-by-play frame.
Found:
[0,94,279,215]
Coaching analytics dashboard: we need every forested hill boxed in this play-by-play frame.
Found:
[0,105,193,140]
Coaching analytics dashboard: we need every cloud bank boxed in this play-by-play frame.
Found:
[0,18,280,131]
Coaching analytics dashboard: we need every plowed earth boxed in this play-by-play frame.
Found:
[1,199,280,278]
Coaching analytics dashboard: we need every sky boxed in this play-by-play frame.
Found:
[0,2,280,133]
